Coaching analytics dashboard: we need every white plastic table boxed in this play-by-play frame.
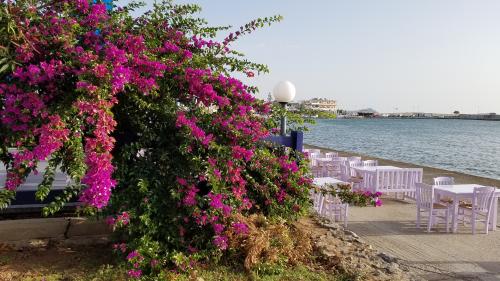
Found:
[314,157,332,165]
[310,157,328,167]
[352,165,401,172]
[315,158,345,176]
[311,177,347,200]
[434,184,500,233]
[313,177,346,187]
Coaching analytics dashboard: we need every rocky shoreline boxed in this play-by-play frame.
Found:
[297,215,423,281]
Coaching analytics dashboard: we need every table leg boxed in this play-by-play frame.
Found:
[452,195,459,233]
[490,196,498,231]
[357,171,365,189]
[361,173,373,190]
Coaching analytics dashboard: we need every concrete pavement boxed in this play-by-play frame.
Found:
[348,198,500,281]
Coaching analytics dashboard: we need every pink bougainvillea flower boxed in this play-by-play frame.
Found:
[127,269,142,278]
[213,235,228,250]
[232,222,249,235]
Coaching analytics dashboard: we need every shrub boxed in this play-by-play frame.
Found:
[320,184,382,207]
[0,0,313,278]
[227,214,313,273]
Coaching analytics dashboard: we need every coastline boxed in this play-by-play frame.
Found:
[305,143,500,187]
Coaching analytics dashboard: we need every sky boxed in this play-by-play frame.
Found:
[116,0,500,114]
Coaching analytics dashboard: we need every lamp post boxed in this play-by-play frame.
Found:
[272,81,296,136]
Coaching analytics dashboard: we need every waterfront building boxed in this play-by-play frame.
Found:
[343,108,379,118]
[302,98,337,112]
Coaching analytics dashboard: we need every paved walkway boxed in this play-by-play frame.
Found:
[348,198,500,281]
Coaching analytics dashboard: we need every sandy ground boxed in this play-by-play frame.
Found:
[0,245,123,281]
[306,144,500,280]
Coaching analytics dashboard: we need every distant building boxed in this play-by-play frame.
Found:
[302,98,337,112]
[287,101,301,111]
[349,108,379,118]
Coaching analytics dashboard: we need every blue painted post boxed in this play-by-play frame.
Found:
[93,0,113,11]
[103,0,113,11]
[264,131,303,152]
[291,131,303,152]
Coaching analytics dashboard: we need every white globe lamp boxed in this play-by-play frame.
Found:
[272,81,296,135]
[272,81,296,103]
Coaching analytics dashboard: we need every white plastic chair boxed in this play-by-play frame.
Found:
[459,186,496,235]
[311,165,324,178]
[308,152,321,167]
[362,160,378,166]
[332,156,348,162]
[308,152,321,159]
[371,169,421,195]
[325,152,338,159]
[326,160,343,177]
[347,156,362,162]
[348,161,362,177]
[339,163,353,182]
[316,158,337,177]
[320,194,349,227]
[309,149,321,155]
[313,192,324,212]
[433,176,462,209]
[415,183,450,232]
[340,163,363,188]
[348,160,362,166]
[433,177,455,186]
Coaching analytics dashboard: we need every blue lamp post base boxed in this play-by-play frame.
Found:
[265,131,303,153]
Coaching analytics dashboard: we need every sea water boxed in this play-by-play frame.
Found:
[305,118,500,180]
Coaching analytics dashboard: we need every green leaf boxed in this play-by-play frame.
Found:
[42,184,83,216]
[35,158,59,201]
[0,190,16,210]
[0,63,9,74]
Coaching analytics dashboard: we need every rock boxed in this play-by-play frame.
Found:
[343,235,355,242]
[378,252,398,263]
[316,240,328,248]
[305,215,415,281]
[354,237,365,244]
[324,223,337,229]
[344,230,359,238]
[385,263,400,274]
[322,250,338,258]
[30,239,49,247]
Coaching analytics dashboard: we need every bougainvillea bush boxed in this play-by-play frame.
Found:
[0,0,313,278]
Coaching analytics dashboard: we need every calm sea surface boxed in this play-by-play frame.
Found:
[305,119,500,180]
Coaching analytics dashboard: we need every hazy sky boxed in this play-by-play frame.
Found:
[117,0,500,114]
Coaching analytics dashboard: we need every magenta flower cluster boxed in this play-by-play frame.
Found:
[0,1,170,209]
[357,190,383,207]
